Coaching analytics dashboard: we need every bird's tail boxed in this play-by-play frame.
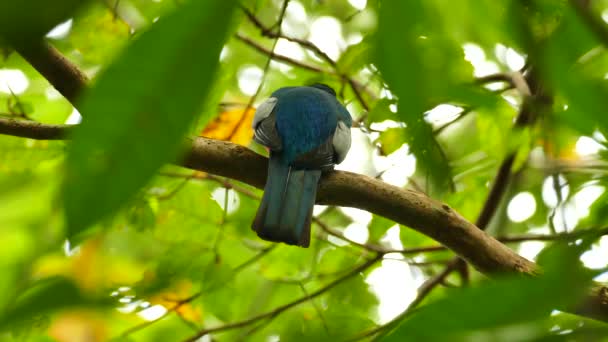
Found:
[252,153,321,247]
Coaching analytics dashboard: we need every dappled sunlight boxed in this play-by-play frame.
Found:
[550,203,579,233]
[343,222,369,244]
[275,38,305,61]
[346,32,363,45]
[46,18,73,39]
[424,104,463,126]
[381,225,404,250]
[65,107,82,124]
[341,207,373,226]
[0,69,29,94]
[335,128,377,175]
[572,184,604,219]
[581,236,608,269]
[374,144,417,188]
[286,0,307,23]
[575,136,605,156]
[507,192,537,223]
[138,304,167,321]
[219,46,230,61]
[348,0,367,11]
[237,65,264,96]
[309,16,344,60]
[366,255,422,323]
[519,241,546,261]
[541,175,569,208]
[211,188,240,214]
[463,42,500,77]
[495,43,526,71]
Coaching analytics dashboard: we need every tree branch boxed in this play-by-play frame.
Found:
[12,41,88,106]
[183,137,537,273]
[227,0,290,141]
[240,5,370,111]
[182,255,381,341]
[0,117,74,139]
[0,118,543,274]
[11,40,608,322]
[235,33,328,73]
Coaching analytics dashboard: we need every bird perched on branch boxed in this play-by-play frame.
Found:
[251,84,352,247]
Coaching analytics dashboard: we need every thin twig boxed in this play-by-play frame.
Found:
[348,260,457,341]
[375,68,541,329]
[8,32,607,326]
[182,255,381,341]
[227,0,291,141]
[234,33,327,73]
[240,5,370,111]
[156,175,194,200]
[433,107,473,135]
[121,292,201,337]
[119,244,276,338]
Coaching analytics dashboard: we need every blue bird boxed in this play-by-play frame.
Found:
[251,84,352,247]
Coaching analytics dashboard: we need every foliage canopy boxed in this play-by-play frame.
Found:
[1,0,608,341]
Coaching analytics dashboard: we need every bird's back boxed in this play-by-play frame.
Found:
[273,87,340,162]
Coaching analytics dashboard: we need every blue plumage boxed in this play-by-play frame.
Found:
[251,84,352,247]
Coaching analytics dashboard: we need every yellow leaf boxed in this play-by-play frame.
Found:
[71,237,104,291]
[32,255,71,278]
[48,310,107,342]
[73,239,143,290]
[149,279,202,323]
[201,107,255,146]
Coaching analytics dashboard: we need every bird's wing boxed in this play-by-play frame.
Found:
[252,97,277,128]
[332,120,351,164]
[291,119,352,170]
[252,97,282,150]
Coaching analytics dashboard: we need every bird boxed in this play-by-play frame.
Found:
[251,83,352,247]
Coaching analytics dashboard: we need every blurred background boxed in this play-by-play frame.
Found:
[1,0,608,341]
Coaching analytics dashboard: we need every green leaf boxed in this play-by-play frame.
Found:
[337,42,371,73]
[379,240,595,342]
[126,198,156,232]
[0,277,86,329]
[375,1,465,193]
[0,0,88,40]
[316,207,353,230]
[368,215,394,243]
[69,3,131,65]
[63,0,237,237]
[367,99,397,124]
[535,6,608,134]
[377,128,407,155]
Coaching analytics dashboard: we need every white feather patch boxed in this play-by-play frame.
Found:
[252,97,278,129]
[333,120,352,164]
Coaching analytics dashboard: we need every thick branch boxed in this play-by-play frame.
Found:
[8,40,608,322]
[0,118,538,274]
[184,138,534,274]
[0,117,74,139]
[12,41,88,105]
